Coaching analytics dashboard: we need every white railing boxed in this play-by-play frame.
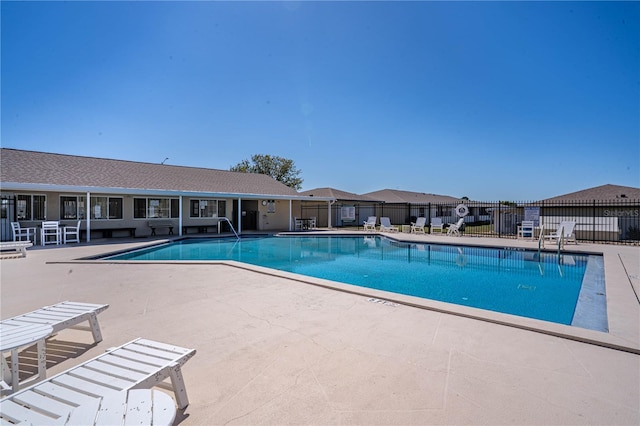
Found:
[219,217,239,239]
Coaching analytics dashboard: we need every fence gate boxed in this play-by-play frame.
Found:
[0,194,15,241]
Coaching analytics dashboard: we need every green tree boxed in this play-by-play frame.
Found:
[230,154,303,190]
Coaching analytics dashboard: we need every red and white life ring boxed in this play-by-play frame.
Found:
[455,204,469,217]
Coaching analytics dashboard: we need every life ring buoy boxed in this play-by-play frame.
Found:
[455,204,469,217]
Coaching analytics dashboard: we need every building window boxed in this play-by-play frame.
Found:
[133,198,179,219]
[60,196,86,220]
[90,196,123,220]
[16,194,46,220]
[190,199,226,218]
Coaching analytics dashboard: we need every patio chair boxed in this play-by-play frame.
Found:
[447,218,464,236]
[293,217,303,231]
[517,221,535,240]
[410,217,427,234]
[63,220,82,243]
[0,338,197,425]
[543,221,577,246]
[430,218,444,234]
[379,217,399,233]
[40,221,61,246]
[363,216,377,232]
[10,222,36,243]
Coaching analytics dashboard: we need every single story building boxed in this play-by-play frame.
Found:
[0,148,335,242]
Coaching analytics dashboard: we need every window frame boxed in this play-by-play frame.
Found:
[90,196,124,220]
[133,197,179,219]
[16,194,47,221]
[189,198,226,219]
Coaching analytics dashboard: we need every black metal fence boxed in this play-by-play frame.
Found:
[302,199,640,245]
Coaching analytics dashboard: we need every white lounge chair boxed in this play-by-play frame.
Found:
[63,220,82,243]
[447,218,464,236]
[1,302,109,394]
[430,218,444,234]
[1,301,109,344]
[379,217,399,233]
[0,338,197,425]
[543,221,577,246]
[410,217,427,234]
[363,216,377,232]
[0,241,33,258]
[10,222,36,243]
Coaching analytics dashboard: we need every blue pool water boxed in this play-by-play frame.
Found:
[105,235,606,328]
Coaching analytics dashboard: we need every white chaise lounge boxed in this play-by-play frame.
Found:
[363,216,377,232]
[410,217,427,234]
[1,301,109,344]
[0,338,196,425]
[543,221,577,246]
[379,217,399,233]
[430,218,444,234]
[447,218,464,236]
[0,241,33,258]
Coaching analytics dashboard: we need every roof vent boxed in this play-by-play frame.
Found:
[621,194,627,198]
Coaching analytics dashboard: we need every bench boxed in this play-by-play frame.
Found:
[0,241,33,258]
[148,220,174,236]
[80,228,137,239]
[182,223,220,235]
[0,338,196,424]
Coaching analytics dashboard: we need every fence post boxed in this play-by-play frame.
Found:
[592,199,596,243]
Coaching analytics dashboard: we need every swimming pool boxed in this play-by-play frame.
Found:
[104,235,607,330]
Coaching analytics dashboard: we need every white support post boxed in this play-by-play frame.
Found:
[289,199,293,231]
[178,196,183,236]
[237,197,242,234]
[86,191,91,242]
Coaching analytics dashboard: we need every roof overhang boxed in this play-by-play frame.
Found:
[0,182,336,202]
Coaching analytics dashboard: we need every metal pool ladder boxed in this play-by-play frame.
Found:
[220,217,240,240]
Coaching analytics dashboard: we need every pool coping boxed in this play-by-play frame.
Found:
[52,231,640,354]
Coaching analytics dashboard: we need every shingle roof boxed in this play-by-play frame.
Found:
[542,184,640,202]
[299,187,380,202]
[362,189,460,204]
[0,148,303,197]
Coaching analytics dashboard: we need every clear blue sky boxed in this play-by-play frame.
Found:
[2,1,638,200]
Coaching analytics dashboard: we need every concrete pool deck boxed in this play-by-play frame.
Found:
[1,232,639,424]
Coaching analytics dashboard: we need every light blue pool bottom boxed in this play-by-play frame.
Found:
[105,236,607,331]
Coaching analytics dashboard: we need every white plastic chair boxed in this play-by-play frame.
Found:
[447,218,464,236]
[63,220,81,243]
[518,221,535,240]
[543,221,577,245]
[11,222,36,243]
[363,216,377,232]
[410,217,426,234]
[379,217,399,233]
[430,218,444,234]
[40,221,61,246]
